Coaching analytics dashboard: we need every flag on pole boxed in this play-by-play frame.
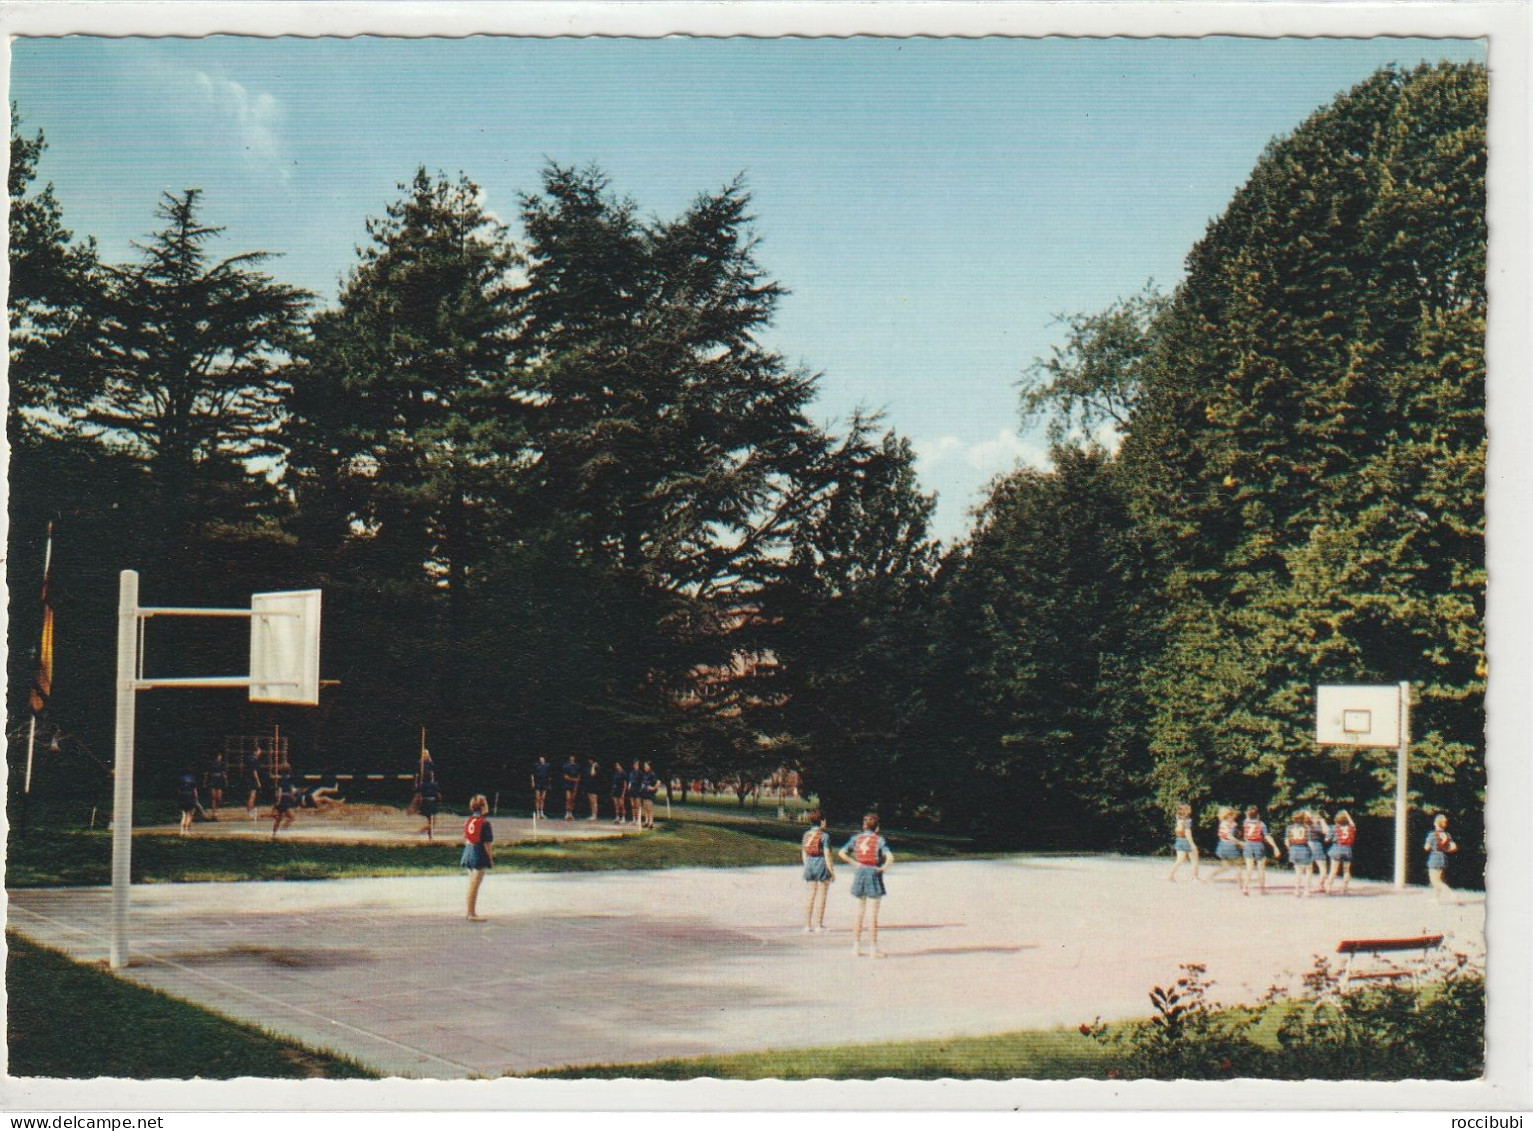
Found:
[28,523,54,715]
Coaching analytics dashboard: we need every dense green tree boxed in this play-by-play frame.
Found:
[282,169,525,776]
[7,111,104,437]
[84,189,310,555]
[1118,63,1485,857]
[510,164,828,757]
[924,445,1157,847]
[769,415,938,818]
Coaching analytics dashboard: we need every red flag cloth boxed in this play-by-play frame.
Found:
[29,536,53,714]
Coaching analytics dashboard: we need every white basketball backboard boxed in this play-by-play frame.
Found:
[1315,683,1402,747]
[249,589,322,704]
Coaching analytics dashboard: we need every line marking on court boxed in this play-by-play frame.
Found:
[8,903,480,1077]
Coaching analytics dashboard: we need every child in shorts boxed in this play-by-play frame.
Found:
[1424,813,1457,903]
[1166,803,1200,882]
[800,809,836,932]
[1210,807,1242,883]
[1323,810,1356,894]
[1285,811,1313,897]
[838,813,894,958]
[462,794,495,921]
[1240,805,1281,895]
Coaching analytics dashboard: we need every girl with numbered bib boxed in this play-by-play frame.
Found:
[839,813,894,958]
[1285,811,1313,897]
[1240,805,1280,895]
[462,794,494,921]
[800,809,836,932]
[1323,810,1356,894]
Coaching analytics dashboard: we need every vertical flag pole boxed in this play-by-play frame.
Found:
[110,570,140,969]
[25,522,55,795]
[1394,680,1411,890]
[24,716,37,795]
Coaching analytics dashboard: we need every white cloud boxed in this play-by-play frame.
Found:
[195,71,289,181]
[913,428,1047,479]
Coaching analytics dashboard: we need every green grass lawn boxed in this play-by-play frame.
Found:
[5,805,976,887]
[5,932,376,1079]
[527,1026,1120,1080]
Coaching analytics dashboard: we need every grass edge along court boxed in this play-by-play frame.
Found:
[5,933,377,1080]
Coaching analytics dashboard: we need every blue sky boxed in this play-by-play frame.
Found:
[11,35,1485,542]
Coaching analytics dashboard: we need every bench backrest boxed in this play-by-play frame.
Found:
[1336,934,1444,955]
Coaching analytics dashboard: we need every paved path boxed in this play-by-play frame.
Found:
[7,857,1483,1079]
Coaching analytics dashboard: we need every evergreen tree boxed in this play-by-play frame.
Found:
[85,189,310,554]
[770,415,938,818]
[283,168,524,775]
[7,110,103,437]
[511,164,827,754]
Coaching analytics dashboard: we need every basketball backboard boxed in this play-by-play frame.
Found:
[1315,683,1402,747]
[249,589,322,704]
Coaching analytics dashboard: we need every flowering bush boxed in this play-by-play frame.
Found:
[1083,952,1484,1080]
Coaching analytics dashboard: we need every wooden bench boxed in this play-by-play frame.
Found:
[1335,934,1444,993]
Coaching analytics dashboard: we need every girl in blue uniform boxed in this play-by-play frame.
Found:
[462,794,494,921]
[204,753,227,817]
[270,774,298,839]
[640,762,660,829]
[417,773,441,841]
[1306,810,1329,880]
[1424,814,1457,903]
[800,809,836,932]
[530,756,551,819]
[1323,810,1356,894]
[1210,808,1242,883]
[1166,803,1200,882]
[1240,806,1280,895]
[561,757,583,821]
[838,813,894,958]
[627,761,644,827]
[176,770,201,836]
[584,759,602,820]
[610,761,629,824]
[244,745,266,819]
[1285,811,1313,897]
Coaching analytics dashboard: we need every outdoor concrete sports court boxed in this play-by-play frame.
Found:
[7,857,1483,1079]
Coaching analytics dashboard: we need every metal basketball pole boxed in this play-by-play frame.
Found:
[109,570,316,968]
[1394,679,1411,890]
[110,570,140,969]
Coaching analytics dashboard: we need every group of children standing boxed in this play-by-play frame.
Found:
[799,810,894,958]
[530,757,662,827]
[1167,803,1460,901]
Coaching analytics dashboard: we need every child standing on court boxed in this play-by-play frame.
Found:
[270,772,298,839]
[1424,813,1457,903]
[1324,810,1356,894]
[800,809,836,932]
[610,760,629,824]
[204,751,226,817]
[1307,809,1329,880]
[176,768,201,836]
[1210,807,1242,883]
[1284,811,1313,896]
[462,794,494,921]
[1166,803,1200,882]
[417,771,441,841]
[839,813,894,958]
[1240,805,1281,895]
